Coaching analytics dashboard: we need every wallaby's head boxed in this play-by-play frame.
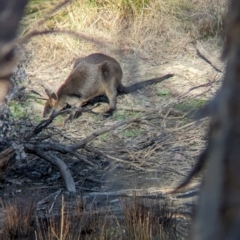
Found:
[43,88,58,118]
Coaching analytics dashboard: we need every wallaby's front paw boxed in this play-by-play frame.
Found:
[103,107,114,117]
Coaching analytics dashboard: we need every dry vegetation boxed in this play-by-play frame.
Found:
[0,0,227,239]
[23,0,226,67]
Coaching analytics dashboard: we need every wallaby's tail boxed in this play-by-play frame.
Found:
[118,73,174,94]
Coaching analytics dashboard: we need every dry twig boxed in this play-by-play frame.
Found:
[196,41,223,73]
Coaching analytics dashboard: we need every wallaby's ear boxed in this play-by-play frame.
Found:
[44,88,57,106]
[45,88,52,97]
[99,61,110,79]
[48,92,58,107]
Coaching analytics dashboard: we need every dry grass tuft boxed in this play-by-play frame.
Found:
[22,0,227,73]
[122,197,183,240]
[35,196,117,240]
[1,192,191,239]
[36,196,95,239]
[2,196,35,239]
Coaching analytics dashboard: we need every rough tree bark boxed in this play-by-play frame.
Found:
[190,1,240,239]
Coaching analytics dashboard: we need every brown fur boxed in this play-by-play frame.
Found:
[43,53,174,118]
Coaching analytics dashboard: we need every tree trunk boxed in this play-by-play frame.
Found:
[191,1,240,239]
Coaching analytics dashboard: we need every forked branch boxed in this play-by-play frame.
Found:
[25,144,76,193]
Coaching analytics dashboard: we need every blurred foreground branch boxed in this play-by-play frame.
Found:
[175,1,240,239]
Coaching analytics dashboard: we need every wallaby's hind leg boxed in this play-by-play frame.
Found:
[104,89,117,116]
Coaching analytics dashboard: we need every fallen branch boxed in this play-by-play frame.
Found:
[117,106,184,119]
[87,188,167,198]
[25,144,76,193]
[117,105,155,112]
[70,118,142,150]
[22,115,155,192]
[88,183,200,199]
[72,112,160,150]
[28,142,95,167]
[84,146,146,170]
[181,75,218,98]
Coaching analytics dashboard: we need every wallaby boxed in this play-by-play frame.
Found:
[43,53,174,118]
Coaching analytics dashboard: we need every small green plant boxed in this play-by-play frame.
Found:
[122,128,142,138]
[99,132,110,140]
[9,101,29,119]
[157,88,171,97]
[32,115,42,123]
[54,115,65,125]
[27,92,45,105]
[113,111,129,121]
[36,98,45,105]
[113,110,139,121]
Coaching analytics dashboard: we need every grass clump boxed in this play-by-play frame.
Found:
[9,96,42,123]
[23,0,227,69]
[157,88,171,97]
[85,0,151,14]
[175,99,207,112]
[122,197,180,240]
[113,110,139,121]
[25,196,121,240]
[54,115,65,125]
[1,194,188,240]
[122,128,142,138]
[2,197,35,239]
[9,101,29,120]
[99,132,110,140]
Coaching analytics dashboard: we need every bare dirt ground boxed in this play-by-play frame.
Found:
[0,39,224,238]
